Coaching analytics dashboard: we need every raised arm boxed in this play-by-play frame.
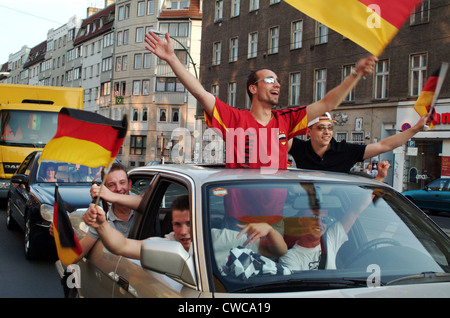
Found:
[83,203,142,259]
[363,113,430,160]
[90,184,142,211]
[306,55,378,121]
[145,31,216,117]
[237,223,288,257]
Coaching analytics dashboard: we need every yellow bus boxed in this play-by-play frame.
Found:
[0,84,83,198]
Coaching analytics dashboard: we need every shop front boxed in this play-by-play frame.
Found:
[394,102,450,192]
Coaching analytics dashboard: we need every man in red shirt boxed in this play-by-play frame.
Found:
[145,31,377,172]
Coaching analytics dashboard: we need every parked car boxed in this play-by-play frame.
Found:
[6,151,95,260]
[63,165,450,298]
[402,178,450,213]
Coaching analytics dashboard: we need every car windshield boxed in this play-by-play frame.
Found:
[204,181,450,293]
[37,160,103,183]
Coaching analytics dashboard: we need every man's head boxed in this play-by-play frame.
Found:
[297,209,329,239]
[171,195,191,251]
[246,69,280,105]
[307,113,336,148]
[105,163,131,195]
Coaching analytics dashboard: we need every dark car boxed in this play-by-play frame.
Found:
[6,151,95,260]
[402,178,450,213]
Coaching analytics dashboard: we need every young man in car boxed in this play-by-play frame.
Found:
[145,31,377,170]
[51,163,137,263]
[279,161,390,271]
[83,195,288,260]
[288,112,431,173]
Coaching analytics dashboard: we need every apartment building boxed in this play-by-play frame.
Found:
[200,0,450,191]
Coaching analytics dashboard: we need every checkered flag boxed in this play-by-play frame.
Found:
[224,246,291,280]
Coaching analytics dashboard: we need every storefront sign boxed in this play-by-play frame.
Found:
[442,156,450,177]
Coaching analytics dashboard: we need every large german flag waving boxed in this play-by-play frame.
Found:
[285,0,423,56]
[41,108,127,168]
[53,185,82,266]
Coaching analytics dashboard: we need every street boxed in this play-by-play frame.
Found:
[0,202,63,298]
[0,202,449,298]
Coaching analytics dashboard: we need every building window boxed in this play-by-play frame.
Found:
[410,53,427,96]
[231,0,240,17]
[291,20,303,50]
[215,0,223,22]
[229,37,238,62]
[336,132,347,142]
[159,108,167,122]
[316,22,328,44]
[101,82,111,96]
[156,77,185,92]
[137,1,146,16]
[147,1,155,15]
[228,82,237,107]
[411,0,429,25]
[268,26,279,54]
[212,42,221,65]
[375,59,389,99]
[130,135,146,155]
[250,0,259,12]
[133,80,141,95]
[172,107,180,122]
[290,72,301,106]
[144,53,152,69]
[343,65,356,102]
[351,132,364,145]
[159,22,189,37]
[248,32,258,59]
[142,79,150,95]
[102,57,112,72]
[136,27,144,43]
[314,69,327,102]
[134,54,142,69]
[142,108,148,121]
[212,84,219,98]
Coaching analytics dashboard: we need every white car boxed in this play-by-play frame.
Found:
[60,164,450,298]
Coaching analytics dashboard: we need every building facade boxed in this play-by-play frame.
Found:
[199,0,450,191]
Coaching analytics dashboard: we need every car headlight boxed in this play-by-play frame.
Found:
[40,204,54,223]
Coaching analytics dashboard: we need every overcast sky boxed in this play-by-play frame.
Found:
[0,0,105,63]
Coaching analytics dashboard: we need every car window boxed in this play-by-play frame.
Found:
[426,179,449,191]
[204,181,450,293]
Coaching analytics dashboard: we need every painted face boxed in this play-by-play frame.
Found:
[172,209,191,251]
[105,169,130,195]
[308,120,334,148]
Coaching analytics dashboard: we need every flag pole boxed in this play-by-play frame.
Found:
[428,62,449,115]
[93,158,114,206]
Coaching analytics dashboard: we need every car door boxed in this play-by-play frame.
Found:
[8,151,37,230]
[112,174,199,298]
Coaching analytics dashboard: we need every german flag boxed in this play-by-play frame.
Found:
[41,108,127,168]
[53,185,82,266]
[285,0,423,56]
[414,63,449,129]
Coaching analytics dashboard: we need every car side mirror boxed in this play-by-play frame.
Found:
[141,240,197,288]
[11,174,29,185]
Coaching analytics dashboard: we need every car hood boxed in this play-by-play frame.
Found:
[31,183,92,210]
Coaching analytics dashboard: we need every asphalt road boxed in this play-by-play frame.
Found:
[0,202,448,298]
[0,205,63,298]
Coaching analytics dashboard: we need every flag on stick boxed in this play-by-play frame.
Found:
[284,0,423,56]
[414,63,449,129]
[41,108,128,168]
[53,185,82,266]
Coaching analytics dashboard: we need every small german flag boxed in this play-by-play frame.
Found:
[53,185,82,266]
[41,108,127,168]
[414,63,449,129]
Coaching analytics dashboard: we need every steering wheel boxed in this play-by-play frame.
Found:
[344,238,401,268]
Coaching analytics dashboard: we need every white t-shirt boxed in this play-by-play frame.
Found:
[278,221,348,270]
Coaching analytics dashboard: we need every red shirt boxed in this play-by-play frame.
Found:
[205,97,308,223]
[205,97,308,170]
